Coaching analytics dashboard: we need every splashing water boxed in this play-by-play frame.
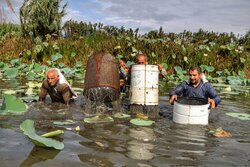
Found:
[84,87,120,115]
[129,104,159,119]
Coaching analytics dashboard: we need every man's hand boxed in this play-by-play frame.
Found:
[169,95,177,105]
[120,79,125,86]
[157,64,163,72]
[208,98,215,109]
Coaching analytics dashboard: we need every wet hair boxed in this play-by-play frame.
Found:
[136,53,148,62]
[189,65,202,74]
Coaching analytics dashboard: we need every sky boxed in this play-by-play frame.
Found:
[1,0,250,35]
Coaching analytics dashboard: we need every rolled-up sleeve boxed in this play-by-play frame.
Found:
[205,83,221,106]
[39,83,47,101]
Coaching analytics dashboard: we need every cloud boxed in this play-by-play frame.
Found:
[63,8,87,23]
[0,0,22,23]
[77,0,250,35]
[1,0,250,35]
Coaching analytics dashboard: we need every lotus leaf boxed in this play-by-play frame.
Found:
[228,79,242,85]
[33,63,42,72]
[10,58,21,66]
[84,115,114,124]
[126,61,135,67]
[61,67,72,75]
[20,119,64,150]
[130,118,155,126]
[174,66,183,75]
[0,94,27,114]
[162,63,168,70]
[21,96,39,103]
[2,90,16,94]
[41,130,64,137]
[51,53,63,62]
[113,113,131,119]
[226,112,250,120]
[206,66,215,72]
[53,120,75,125]
[0,62,8,70]
[4,67,18,78]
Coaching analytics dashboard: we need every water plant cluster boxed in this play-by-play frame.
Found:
[0,0,250,96]
[1,22,249,85]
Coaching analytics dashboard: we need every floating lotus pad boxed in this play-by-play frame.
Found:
[84,115,114,124]
[0,94,28,115]
[130,118,155,126]
[2,90,16,95]
[226,112,250,121]
[53,120,75,125]
[113,112,131,119]
[4,67,18,78]
[20,119,64,150]
[21,96,39,103]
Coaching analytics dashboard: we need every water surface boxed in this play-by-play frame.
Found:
[0,79,249,167]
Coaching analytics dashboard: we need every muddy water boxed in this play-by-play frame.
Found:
[0,79,249,167]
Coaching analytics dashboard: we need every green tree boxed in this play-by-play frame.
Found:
[20,0,67,38]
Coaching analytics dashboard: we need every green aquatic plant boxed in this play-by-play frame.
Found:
[20,119,64,150]
[0,94,28,115]
[84,115,114,124]
[113,113,131,119]
[53,120,75,125]
[130,118,155,126]
[174,66,188,81]
[41,130,64,138]
[20,0,67,38]
[3,67,18,78]
[226,112,250,121]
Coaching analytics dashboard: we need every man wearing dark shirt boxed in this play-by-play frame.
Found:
[169,65,221,108]
[39,68,77,105]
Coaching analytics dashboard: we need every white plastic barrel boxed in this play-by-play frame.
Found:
[130,65,159,105]
[173,97,210,125]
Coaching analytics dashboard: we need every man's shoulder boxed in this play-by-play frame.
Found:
[41,80,49,88]
[202,81,212,87]
[181,80,189,85]
[57,83,70,89]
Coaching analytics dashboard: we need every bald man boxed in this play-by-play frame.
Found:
[136,54,167,78]
[39,68,77,105]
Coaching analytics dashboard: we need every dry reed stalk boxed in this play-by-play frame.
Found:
[4,0,18,17]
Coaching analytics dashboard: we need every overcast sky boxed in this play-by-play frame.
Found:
[1,0,250,35]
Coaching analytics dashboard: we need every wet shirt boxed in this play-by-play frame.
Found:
[39,80,72,104]
[170,80,221,106]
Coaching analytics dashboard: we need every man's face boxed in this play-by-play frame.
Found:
[189,70,201,85]
[136,56,147,64]
[47,72,59,86]
[119,60,126,69]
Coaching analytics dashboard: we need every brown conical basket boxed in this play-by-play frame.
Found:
[84,52,120,91]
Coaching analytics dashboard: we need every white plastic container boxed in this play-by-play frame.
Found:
[130,65,159,105]
[173,97,210,125]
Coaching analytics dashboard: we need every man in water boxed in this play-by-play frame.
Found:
[119,57,129,92]
[169,65,221,108]
[39,68,77,105]
[136,53,167,78]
